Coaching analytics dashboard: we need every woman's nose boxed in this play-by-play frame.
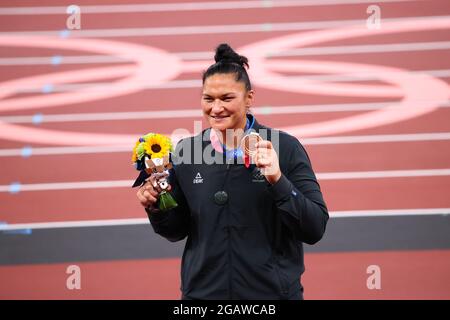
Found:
[211,99,223,112]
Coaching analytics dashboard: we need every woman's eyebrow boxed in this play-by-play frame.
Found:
[202,92,235,98]
[219,93,236,98]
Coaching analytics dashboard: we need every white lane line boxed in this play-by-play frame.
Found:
[293,69,450,83]
[3,41,450,65]
[0,218,150,230]
[0,109,203,123]
[2,132,450,157]
[0,19,362,37]
[317,169,450,180]
[0,55,128,66]
[300,132,450,145]
[330,208,450,218]
[2,99,449,124]
[266,41,450,57]
[1,208,448,231]
[0,145,130,157]
[0,180,132,192]
[1,169,450,193]
[1,15,445,37]
[179,42,450,60]
[11,80,202,93]
[0,108,205,123]
[0,0,412,15]
[6,69,450,93]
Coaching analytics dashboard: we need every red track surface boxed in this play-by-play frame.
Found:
[1,250,449,300]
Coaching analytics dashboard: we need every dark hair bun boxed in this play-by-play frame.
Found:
[214,43,249,69]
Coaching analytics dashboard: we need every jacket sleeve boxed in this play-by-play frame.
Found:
[146,166,191,242]
[268,137,329,245]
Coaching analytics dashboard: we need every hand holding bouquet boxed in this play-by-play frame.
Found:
[131,133,178,211]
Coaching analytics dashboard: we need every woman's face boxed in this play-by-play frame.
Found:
[202,73,254,132]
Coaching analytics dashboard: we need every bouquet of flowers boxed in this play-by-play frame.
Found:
[131,133,178,211]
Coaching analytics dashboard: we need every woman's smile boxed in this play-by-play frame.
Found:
[210,115,230,122]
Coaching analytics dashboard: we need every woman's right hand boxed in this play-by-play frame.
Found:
[136,172,168,209]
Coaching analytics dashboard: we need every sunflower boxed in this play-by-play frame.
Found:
[144,134,172,159]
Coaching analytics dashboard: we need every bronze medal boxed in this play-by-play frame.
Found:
[241,132,262,168]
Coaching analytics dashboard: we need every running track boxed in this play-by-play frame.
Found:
[0,0,450,299]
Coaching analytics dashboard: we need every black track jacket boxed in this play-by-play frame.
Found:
[146,115,329,300]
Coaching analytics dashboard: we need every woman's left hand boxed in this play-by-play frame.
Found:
[254,140,282,185]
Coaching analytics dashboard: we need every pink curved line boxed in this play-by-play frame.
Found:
[0,65,131,97]
[0,36,182,145]
[261,60,403,97]
[0,65,135,111]
[0,36,181,110]
[264,59,402,96]
[240,17,450,61]
[1,17,450,145]
[239,17,450,96]
[237,17,450,137]
[180,59,403,97]
[284,72,449,137]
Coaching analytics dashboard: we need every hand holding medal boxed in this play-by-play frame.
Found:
[132,133,178,211]
[241,132,261,168]
[241,132,281,185]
